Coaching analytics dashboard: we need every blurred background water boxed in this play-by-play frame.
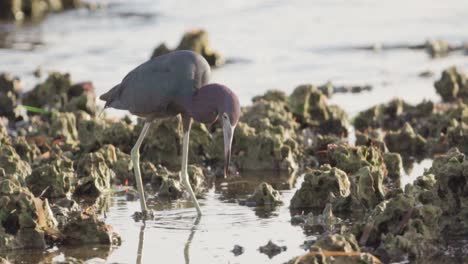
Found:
[1,0,468,263]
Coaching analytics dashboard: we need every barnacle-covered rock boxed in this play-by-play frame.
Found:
[0,144,31,184]
[140,116,210,168]
[434,67,468,102]
[258,240,287,258]
[0,179,58,250]
[241,99,298,133]
[75,152,112,197]
[77,112,135,153]
[0,73,25,122]
[62,212,120,246]
[384,123,427,158]
[315,233,360,253]
[251,89,287,103]
[49,111,79,145]
[428,148,467,215]
[355,130,388,153]
[208,122,298,172]
[291,246,382,264]
[151,29,224,67]
[11,137,41,164]
[353,99,434,132]
[26,157,75,199]
[158,177,183,198]
[383,152,403,182]
[290,165,350,210]
[355,166,386,208]
[425,39,450,57]
[289,84,348,136]
[324,143,386,175]
[354,193,441,252]
[244,182,282,207]
[303,203,342,233]
[23,72,98,115]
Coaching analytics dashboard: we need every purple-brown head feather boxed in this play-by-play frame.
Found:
[189,83,240,178]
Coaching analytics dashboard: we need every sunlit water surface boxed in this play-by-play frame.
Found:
[1,0,467,263]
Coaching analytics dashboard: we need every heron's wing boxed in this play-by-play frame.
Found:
[117,57,195,115]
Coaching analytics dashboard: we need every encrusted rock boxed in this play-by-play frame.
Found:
[324,143,386,175]
[0,144,31,184]
[383,152,403,181]
[251,89,287,103]
[62,212,121,246]
[258,240,287,258]
[289,84,348,136]
[292,246,382,264]
[355,166,386,208]
[49,111,79,145]
[26,157,75,199]
[303,203,342,233]
[244,182,282,207]
[241,99,298,133]
[425,39,451,57]
[208,122,299,172]
[75,152,112,197]
[290,165,350,210]
[77,112,135,153]
[140,116,184,168]
[23,72,98,115]
[11,136,41,164]
[0,179,58,250]
[151,29,224,67]
[353,99,434,132]
[384,123,427,158]
[0,73,25,122]
[434,67,468,103]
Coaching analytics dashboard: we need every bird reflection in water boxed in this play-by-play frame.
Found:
[136,215,201,264]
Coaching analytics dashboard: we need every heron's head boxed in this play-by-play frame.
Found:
[191,83,240,178]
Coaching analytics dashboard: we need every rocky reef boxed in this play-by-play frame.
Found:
[151,29,224,67]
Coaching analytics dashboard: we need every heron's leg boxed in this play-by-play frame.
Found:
[131,122,151,213]
[181,130,202,215]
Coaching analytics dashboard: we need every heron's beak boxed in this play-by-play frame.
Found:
[222,118,234,178]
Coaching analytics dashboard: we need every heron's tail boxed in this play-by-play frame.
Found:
[100,83,122,108]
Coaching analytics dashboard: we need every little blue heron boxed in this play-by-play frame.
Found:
[100,50,240,216]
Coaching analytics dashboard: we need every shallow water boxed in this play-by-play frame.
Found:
[1,0,468,263]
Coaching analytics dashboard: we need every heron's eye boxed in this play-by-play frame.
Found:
[223,113,228,119]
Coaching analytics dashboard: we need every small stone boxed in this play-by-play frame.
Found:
[231,245,244,256]
[258,240,287,258]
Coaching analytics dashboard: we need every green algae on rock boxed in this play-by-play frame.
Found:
[244,182,283,207]
[290,165,350,210]
[151,29,224,67]
[11,137,41,164]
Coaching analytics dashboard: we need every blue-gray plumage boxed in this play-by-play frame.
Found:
[100,50,240,216]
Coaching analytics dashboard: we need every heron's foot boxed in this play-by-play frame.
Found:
[132,209,155,222]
